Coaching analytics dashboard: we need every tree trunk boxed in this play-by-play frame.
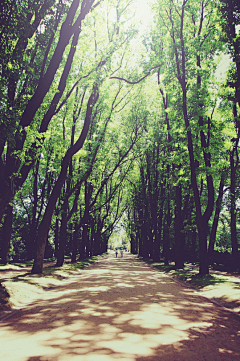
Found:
[208,172,225,260]
[0,205,13,264]
[230,150,239,270]
[54,207,60,258]
[79,181,92,260]
[71,221,80,263]
[163,220,170,266]
[56,199,68,267]
[163,176,171,265]
[191,228,197,262]
[26,162,39,261]
[175,185,185,269]
[198,218,209,275]
[85,226,91,258]
[27,220,37,261]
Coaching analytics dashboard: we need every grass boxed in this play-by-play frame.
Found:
[0,254,107,313]
[139,257,240,314]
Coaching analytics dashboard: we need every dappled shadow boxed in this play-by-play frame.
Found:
[212,296,240,311]
[150,261,240,293]
[188,274,226,289]
[0,258,74,281]
[0,253,239,361]
[0,257,99,285]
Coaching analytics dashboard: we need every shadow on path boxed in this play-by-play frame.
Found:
[0,254,239,361]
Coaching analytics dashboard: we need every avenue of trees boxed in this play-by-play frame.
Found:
[0,0,239,275]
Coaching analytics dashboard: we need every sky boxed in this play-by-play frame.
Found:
[132,0,153,35]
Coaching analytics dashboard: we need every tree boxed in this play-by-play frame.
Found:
[31,83,100,273]
[219,0,240,269]
[2,0,240,275]
[150,0,224,274]
[0,0,101,222]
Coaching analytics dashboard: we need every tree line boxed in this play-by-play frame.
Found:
[0,0,239,275]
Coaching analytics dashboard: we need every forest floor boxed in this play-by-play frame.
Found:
[0,252,240,361]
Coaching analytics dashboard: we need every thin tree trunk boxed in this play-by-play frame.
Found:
[0,205,13,264]
[54,208,60,258]
[71,222,79,263]
[56,199,68,267]
[175,185,185,269]
[164,166,171,265]
[208,172,225,258]
[230,149,239,269]
[26,162,39,260]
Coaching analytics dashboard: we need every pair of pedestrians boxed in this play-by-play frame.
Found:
[115,249,123,258]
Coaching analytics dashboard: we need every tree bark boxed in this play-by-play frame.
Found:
[230,147,239,269]
[208,172,225,258]
[54,207,60,258]
[26,162,39,260]
[56,198,68,267]
[71,221,79,263]
[175,185,185,269]
[0,205,13,264]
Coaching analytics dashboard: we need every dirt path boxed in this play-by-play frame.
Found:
[0,253,239,361]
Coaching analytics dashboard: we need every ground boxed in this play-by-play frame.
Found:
[0,252,240,360]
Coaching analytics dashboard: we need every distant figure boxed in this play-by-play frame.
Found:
[120,250,123,258]
[115,250,118,258]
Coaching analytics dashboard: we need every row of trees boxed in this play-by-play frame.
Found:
[126,0,240,273]
[0,0,144,272]
[0,0,239,275]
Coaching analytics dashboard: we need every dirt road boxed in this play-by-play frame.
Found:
[0,253,239,361]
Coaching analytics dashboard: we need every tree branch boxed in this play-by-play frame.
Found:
[110,64,163,84]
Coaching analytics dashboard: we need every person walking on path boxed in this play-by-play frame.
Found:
[115,249,118,258]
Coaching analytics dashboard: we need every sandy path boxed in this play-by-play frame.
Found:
[0,253,239,361]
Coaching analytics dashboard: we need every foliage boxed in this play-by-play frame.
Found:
[0,0,240,275]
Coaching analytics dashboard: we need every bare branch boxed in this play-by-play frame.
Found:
[110,64,163,84]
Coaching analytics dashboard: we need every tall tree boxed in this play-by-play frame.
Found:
[0,0,101,221]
